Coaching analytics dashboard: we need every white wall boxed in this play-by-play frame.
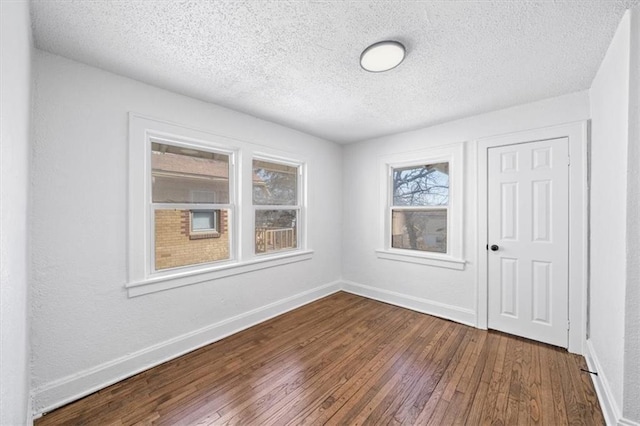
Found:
[0,0,33,424]
[623,6,640,424]
[588,10,631,424]
[30,51,343,415]
[342,91,589,324]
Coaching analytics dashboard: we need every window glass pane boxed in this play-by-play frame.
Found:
[255,210,297,254]
[191,210,217,232]
[155,209,230,270]
[152,142,229,204]
[391,209,447,253]
[392,162,449,206]
[253,160,298,205]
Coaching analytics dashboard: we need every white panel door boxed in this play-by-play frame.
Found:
[487,138,569,347]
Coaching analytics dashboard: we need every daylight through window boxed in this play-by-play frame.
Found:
[151,142,232,271]
[253,159,300,254]
[391,162,449,254]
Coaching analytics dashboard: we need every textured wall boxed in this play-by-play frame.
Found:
[0,0,32,424]
[589,11,630,417]
[30,51,343,414]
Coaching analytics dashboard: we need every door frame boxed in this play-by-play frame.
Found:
[476,121,588,354]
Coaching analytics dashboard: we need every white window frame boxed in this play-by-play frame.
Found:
[131,117,238,280]
[251,154,306,257]
[127,114,312,297]
[376,142,465,270]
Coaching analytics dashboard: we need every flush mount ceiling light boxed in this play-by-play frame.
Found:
[360,40,406,73]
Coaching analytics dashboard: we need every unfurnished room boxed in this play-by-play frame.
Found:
[1,0,639,425]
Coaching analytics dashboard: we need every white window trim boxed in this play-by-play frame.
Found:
[126,249,314,297]
[251,154,306,258]
[128,114,313,297]
[376,142,465,270]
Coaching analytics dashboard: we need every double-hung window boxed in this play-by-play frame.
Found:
[378,143,465,270]
[151,141,234,271]
[252,158,302,255]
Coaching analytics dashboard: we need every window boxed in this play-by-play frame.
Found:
[253,158,301,254]
[391,163,449,253]
[191,210,218,233]
[378,143,465,270]
[151,142,232,271]
[128,114,313,297]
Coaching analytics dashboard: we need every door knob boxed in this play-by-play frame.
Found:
[490,245,499,251]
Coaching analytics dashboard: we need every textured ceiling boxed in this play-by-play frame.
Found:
[31,1,637,144]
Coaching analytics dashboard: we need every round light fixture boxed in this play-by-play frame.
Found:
[360,40,406,73]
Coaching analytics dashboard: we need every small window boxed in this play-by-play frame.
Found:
[253,159,301,254]
[191,210,218,233]
[152,142,232,271]
[377,143,464,267]
[390,162,450,254]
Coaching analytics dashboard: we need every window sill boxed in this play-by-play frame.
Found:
[375,249,466,270]
[126,250,314,297]
[189,231,221,240]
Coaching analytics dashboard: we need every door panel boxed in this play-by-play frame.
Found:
[501,182,518,239]
[532,261,551,324]
[500,257,518,316]
[488,138,569,347]
[532,180,551,241]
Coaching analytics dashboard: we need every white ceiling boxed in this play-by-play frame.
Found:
[30,1,637,144]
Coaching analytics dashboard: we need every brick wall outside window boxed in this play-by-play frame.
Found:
[155,209,229,270]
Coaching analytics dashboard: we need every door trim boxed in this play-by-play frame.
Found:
[476,121,588,354]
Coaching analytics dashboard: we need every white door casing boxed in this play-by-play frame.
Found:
[476,121,588,355]
[487,138,569,347]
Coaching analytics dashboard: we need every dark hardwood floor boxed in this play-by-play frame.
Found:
[35,292,604,425]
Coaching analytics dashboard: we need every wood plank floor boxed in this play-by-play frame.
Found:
[35,292,604,425]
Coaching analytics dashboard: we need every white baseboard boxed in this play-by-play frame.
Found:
[584,339,630,426]
[341,280,476,327]
[31,281,341,418]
